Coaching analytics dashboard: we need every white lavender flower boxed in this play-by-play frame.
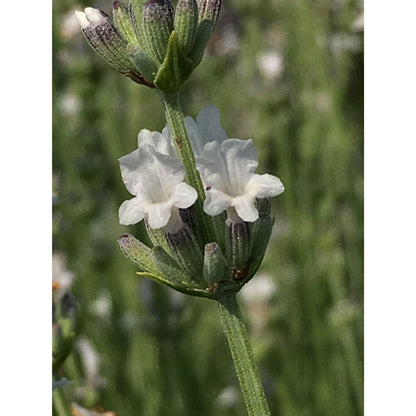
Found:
[185,106,284,222]
[118,129,197,229]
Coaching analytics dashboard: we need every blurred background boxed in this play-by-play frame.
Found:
[52,0,363,414]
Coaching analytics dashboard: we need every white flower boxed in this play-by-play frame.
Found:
[185,106,284,222]
[185,105,228,156]
[118,129,197,229]
[257,51,284,80]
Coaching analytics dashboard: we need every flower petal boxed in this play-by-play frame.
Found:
[185,105,227,156]
[146,202,172,229]
[247,174,285,198]
[170,182,198,209]
[138,128,175,156]
[196,105,228,144]
[233,196,259,222]
[203,189,232,216]
[119,197,146,225]
[119,149,141,195]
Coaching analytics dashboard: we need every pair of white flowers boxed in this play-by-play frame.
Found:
[119,106,284,229]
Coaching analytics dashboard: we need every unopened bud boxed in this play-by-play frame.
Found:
[113,1,139,45]
[188,0,221,66]
[165,224,204,280]
[174,0,198,54]
[75,7,154,87]
[130,0,149,45]
[203,242,229,288]
[75,8,131,70]
[248,213,274,278]
[142,0,175,63]
[225,219,252,281]
[256,197,272,216]
[179,207,204,250]
[197,0,221,25]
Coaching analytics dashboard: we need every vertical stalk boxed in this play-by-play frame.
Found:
[217,290,272,416]
[158,92,224,246]
[159,92,206,200]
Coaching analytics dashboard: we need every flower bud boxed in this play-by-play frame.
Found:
[248,208,274,279]
[225,218,252,282]
[174,0,198,54]
[130,0,149,45]
[179,207,205,250]
[165,223,204,280]
[203,242,229,289]
[112,1,139,45]
[197,0,221,25]
[75,7,154,86]
[187,0,221,67]
[142,0,175,64]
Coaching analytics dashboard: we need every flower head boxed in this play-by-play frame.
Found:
[119,129,197,229]
[76,0,222,92]
[185,106,284,222]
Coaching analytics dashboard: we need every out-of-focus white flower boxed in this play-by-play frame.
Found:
[185,106,284,222]
[77,338,106,388]
[352,13,364,32]
[241,272,276,304]
[217,386,239,407]
[119,129,197,229]
[52,252,74,292]
[58,92,81,117]
[257,51,284,80]
[90,290,112,321]
[241,273,276,335]
[61,10,82,40]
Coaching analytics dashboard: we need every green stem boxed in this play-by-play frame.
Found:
[159,92,220,245]
[217,290,272,416]
[159,92,205,197]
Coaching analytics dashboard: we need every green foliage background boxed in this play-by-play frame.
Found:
[53,0,363,414]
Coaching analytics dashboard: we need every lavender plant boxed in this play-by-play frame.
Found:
[74,1,285,414]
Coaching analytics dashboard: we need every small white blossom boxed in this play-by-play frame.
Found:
[257,51,284,80]
[119,129,197,229]
[185,106,284,222]
[74,7,106,29]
